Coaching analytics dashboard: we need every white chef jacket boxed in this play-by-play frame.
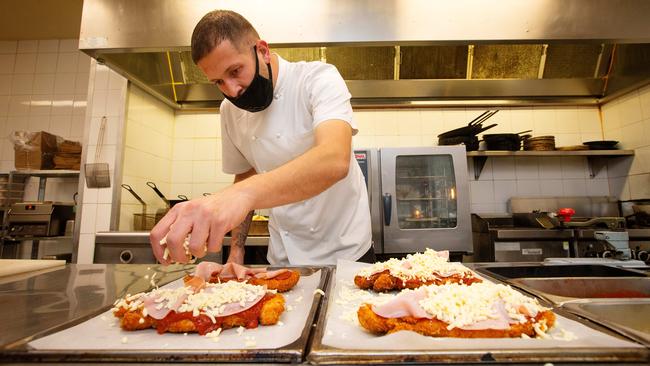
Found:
[219,55,372,265]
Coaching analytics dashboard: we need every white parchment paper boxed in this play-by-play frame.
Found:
[30,270,322,350]
[321,260,643,350]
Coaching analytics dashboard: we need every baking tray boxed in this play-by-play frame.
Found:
[1,266,330,363]
[307,260,648,364]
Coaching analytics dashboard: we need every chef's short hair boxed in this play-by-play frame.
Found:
[191,10,260,64]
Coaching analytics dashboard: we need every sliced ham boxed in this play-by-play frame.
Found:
[143,290,189,320]
[194,261,223,281]
[193,261,288,281]
[219,262,267,280]
[372,289,432,319]
[253,268,289,279]
[436,250,450,260]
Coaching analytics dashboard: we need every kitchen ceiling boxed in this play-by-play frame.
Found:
[80,0,650,109]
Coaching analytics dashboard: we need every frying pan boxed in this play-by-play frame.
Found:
[483,130,533,151]
[437,110,499,138]
[583,140,619,150]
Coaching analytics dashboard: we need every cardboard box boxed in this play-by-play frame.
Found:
[14,131,58,170]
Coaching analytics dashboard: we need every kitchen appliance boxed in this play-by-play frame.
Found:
[7,202,75,237]
[355,146,471,257]
[472,214,574,262]
[473,196,638,262]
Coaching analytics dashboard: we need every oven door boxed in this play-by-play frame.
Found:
[379,146,470,254]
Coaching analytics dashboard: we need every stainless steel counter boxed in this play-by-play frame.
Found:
[1,262,648,364]
[93,232,269,264]
[0,264,188,349]
[95,231,270,246]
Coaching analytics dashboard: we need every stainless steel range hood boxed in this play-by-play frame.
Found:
[80,0,650,109]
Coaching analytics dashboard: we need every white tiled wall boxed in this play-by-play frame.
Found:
[171,112,230,198]
[602,84,650,200]
[119,84,175,231]
[159,106,608,215]
[353,107,608,213]
[0,39,91,259]
[0,39,90,200]
[77,62,128,263]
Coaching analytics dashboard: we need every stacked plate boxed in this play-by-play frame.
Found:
[524,136,555,151]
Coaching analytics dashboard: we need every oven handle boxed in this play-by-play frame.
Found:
[383,193,392,226]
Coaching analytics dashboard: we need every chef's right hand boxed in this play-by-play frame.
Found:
[149,187,255,264]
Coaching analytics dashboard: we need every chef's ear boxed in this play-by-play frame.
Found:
[256,40,271,63]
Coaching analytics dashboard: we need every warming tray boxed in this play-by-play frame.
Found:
[0,264,330,363]
[307,260,648,364]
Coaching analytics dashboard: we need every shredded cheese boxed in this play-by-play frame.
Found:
[416,283,549,330]
[356,248,475,281]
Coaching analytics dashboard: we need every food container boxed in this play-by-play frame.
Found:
[249,214,269,236]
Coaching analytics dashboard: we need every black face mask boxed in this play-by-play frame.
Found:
[223,45,274,113]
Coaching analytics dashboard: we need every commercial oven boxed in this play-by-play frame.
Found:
[355,146,472,257]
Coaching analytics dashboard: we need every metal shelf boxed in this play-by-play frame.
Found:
[10,170,80,178]
[3,170,81,259]
[466,150,635,180]
[3,236,73,242]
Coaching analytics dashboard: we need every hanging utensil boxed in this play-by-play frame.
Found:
[84,116,111,188]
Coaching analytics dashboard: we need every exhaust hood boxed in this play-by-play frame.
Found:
[80,0,650,109]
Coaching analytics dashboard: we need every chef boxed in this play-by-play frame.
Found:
[150,9,373,266]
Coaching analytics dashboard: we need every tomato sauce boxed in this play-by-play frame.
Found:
[156,294,274,335]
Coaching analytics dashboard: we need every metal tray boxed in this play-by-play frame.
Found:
[562,300,650,347]
[0,264,330,363]
[308,262,649,365]
[508,277,650,306]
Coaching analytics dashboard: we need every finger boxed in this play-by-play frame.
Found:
[165,218,193,263]
[188,219,209,258]
[206,221,226,253]
[149,210,178,264]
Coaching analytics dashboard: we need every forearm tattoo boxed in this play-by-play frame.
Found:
[232,210,254,250]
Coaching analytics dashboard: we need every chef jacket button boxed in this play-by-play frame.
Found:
[283,231,289,236]
[252,135,257,141]
[309,227,315,233]
[275,133,281,138]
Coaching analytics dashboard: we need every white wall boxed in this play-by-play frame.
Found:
[77,62,128,263]
[0,39,91,259]
[119,84,175,231]
[353,107,607,213]
[0,39,90,194]
[171,112,231,198]
[165,106,608,214]
[602,84,650,200]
